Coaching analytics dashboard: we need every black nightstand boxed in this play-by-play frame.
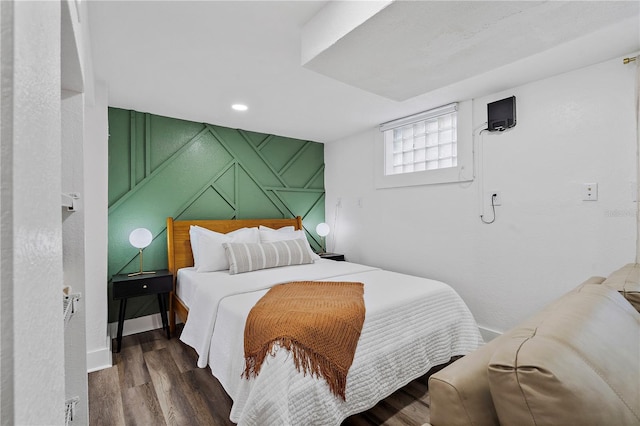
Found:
[112,269,173,352]
[319,253,345,261]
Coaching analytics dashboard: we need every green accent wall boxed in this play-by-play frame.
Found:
[108,108,325,322]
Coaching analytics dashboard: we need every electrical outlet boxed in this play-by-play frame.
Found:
[488,191,502,206]
[583,183,598,201]
[336,197,342,207]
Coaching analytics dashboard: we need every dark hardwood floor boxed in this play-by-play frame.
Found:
[89,326,449,425]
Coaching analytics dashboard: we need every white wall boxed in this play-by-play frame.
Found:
[62,89,89,425]
[0,2,65,423]
[84,81,111,372]
[0,0,103,422]
[324,56,637,335]
[60,0,111,374]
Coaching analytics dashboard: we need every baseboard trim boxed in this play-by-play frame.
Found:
[108,312,183,340]
[108,312,165,338]
[87,334,113,373]
[478,326,502,342]
[90,314,178,373]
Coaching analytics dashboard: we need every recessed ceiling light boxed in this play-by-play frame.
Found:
[232,104,248,111]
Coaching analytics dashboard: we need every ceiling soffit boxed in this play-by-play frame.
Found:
[302,1,640,101]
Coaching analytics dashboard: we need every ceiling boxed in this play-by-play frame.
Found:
[88,1,639,143]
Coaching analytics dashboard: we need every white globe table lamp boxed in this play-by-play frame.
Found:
[316,222,330,254]
[128,228,155,276]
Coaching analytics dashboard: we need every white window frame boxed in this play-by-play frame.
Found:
[374,100,474,188]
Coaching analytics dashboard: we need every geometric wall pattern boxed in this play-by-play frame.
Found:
[108,108,325,321]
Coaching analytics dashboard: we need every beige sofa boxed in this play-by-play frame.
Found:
[428,264,640,426]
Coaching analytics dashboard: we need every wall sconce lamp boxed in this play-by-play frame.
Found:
[316,222,330,254]
[128,228,155,277]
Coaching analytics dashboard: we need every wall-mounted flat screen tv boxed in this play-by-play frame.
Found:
[488,96,516,132]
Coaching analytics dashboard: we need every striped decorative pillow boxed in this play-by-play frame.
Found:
[223,239,313,275]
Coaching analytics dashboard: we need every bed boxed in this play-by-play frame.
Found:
[167,216,483,425]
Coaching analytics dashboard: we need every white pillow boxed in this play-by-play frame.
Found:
[190,226,259,272]
[258,225,295,232]
[196,230,229,272]
[189,225,207,267]
[259,227,321,261]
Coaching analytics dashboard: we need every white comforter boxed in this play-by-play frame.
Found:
[179,260,483,425]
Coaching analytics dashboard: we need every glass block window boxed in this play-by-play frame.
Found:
[381,103,458,176]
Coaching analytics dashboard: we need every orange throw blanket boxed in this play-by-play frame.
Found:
[243,281,365,400]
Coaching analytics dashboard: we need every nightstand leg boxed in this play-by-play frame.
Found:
[116,298,127,353]
[158,293,170,339]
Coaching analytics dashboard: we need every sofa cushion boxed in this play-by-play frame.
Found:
[427,276,606,426]
[602,262,640,312]
[487,284,640,426]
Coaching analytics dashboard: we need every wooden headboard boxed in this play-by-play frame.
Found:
[166,216,303,276]
[166,216,303,332]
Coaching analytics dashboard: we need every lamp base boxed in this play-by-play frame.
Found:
[127,270,156,277]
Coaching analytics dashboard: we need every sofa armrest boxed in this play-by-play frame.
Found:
[487,284,640,425]
[428,276,607,426]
